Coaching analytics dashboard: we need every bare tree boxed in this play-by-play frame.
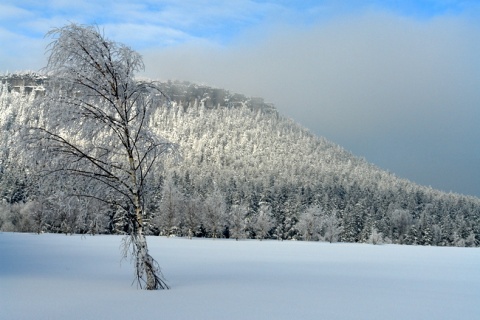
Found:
[30,24,172,289]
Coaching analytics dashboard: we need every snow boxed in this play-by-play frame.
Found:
[1,233,479,319]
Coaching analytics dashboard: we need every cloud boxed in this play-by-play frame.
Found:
[0,3,32,20]
[103,23,195,48]
[0,27,48,72]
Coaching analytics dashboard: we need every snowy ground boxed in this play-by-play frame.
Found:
[1,233,479,320]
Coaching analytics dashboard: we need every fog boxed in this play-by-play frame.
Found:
[141,12,480,196]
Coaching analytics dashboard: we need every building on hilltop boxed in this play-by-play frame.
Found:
[0,73,46,97]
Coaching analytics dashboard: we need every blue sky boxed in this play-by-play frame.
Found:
[1,0,480,197]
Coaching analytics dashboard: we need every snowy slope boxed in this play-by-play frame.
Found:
[2,74,480,245]
[1,233,479,320]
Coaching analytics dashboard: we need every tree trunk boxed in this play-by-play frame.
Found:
[132,196,169,290]
[134,227,159,290]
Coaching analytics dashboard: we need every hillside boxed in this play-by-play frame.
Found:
[0,73,479,246]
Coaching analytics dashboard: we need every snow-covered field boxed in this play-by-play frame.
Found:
[1,233,479,320]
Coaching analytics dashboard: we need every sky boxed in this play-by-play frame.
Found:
[1,0,479,197]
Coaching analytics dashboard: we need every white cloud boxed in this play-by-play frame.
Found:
[0,27,47,72]
[103,23,195,48]
[0,3,33,20]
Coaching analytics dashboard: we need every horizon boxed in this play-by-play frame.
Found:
[1,0,479,197]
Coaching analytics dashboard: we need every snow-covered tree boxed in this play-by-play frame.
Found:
[203,189,227,238]
[28,24,172,289]
[228,204,249,240]
[253,204,275,240]
[153,177,184,237]
[297,205,322,241]
[321,210,343,243]
[389,209,412,244]
[367,227,384,245]
[181,196,202,239]
[465,231,477,247]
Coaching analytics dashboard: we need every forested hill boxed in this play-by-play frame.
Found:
[1,73,479,246]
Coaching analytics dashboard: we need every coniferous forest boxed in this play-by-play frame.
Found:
[1,73,479,247]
